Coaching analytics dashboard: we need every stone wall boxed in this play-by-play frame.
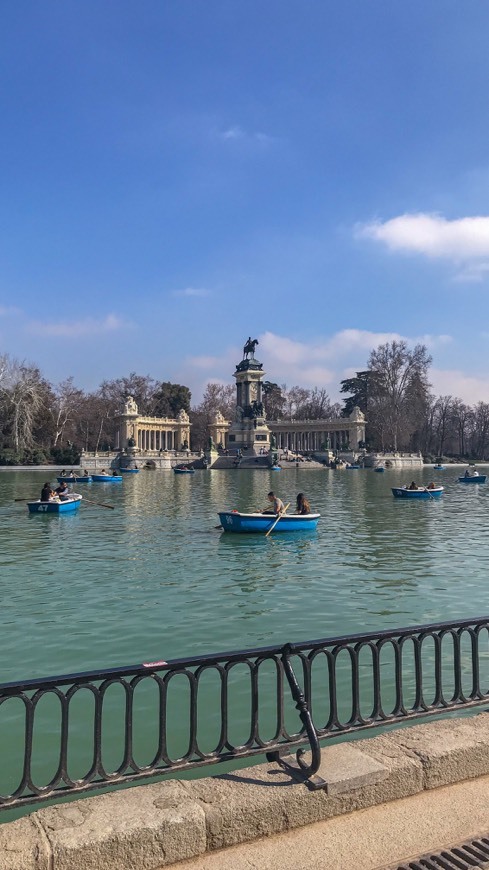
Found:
[4,714,489,869]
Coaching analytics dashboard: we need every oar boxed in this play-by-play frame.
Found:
[265,502,290,537]
[79,496,115,510]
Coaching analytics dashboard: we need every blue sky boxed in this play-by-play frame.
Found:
[2,1,489,404]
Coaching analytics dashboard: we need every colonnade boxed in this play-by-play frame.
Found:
[137,429,176,451]
[271,428,353,451]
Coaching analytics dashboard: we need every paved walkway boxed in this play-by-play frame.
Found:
[174,774,489,869]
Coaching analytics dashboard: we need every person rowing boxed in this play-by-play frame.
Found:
[55,481,70,499]
[262,491,285,515]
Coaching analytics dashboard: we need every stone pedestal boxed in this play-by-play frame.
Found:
[227,350,271,453]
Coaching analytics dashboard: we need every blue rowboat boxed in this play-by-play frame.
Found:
[270,466,281,471]
[392,486,443,499]
[346,464,361,469]
[120,468,139,473]
[433,465,445,470]
[57,476,92,483]
[459,474,487,483]
[374,467,385,473]
[174,467,195,474]
[218,511,320,533]
[27,495,83,514]
[92,474,123,482]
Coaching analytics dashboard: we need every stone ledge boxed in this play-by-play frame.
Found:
[1,714,489,869]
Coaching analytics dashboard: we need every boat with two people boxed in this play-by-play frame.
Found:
[174,465,195,474]
[57,469,92,483]
[27,492,83,514]
[92,470,123,482]
[218,510,320,533]
[218,490,320,533]
[392,482,444,499]
[459,468,487,483]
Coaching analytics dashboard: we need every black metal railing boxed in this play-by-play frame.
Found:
[1,615,489,809]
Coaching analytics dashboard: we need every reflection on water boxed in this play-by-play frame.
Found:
[2,466,489,807]
[0,467,488,680]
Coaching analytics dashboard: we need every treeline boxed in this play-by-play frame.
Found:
[340,340,489,459]
[1,341,488,463]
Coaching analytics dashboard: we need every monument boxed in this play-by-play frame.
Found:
[226,337,271,453]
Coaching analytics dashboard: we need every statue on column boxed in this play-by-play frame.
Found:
[243,337,259,359]
[124,395,138,415]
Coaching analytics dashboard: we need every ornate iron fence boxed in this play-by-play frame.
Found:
[1,615,489,809]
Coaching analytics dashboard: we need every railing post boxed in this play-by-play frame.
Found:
[266,643,325,789]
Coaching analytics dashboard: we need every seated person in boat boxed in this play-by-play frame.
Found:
[465,469,470,477]
[40,482,56,502]
[427,482,436,489]
[296,492,311,514]
[408,481,418,490]
[55,481,70,499]
[83,469,89,476]
[60,469,66,477]
[112,470,119,476]
[263,491,285,515]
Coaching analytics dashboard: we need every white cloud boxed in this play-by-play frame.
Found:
[26,313,129,338]
[180,330,485,406]
[260,329,451,366]
[172,287,210,298]
[431,367,489,405]
[358,213,489,263]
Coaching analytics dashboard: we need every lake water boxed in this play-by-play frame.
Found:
[1,465,488,808]
[1,466,488,680]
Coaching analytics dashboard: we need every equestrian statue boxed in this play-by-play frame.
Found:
[243,337,259,359]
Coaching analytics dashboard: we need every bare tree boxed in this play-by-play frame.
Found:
[51,377,85,447]
[368,341,432,451]
[1,362,46,452]
[451,399,473,457]
[470,402,489,459]
[190,383,235,450]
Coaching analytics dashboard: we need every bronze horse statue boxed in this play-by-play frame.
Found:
[243,337,259,358]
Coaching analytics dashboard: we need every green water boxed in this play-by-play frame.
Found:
[1,466,489,807]
[1,466,488,679]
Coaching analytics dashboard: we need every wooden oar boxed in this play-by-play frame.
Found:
[78,496,115,510]
[265,502,290,537]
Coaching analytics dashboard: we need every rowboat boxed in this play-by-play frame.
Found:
[119,468,139,474]
[174,467,195,474]
[374,466,385,473]
[270,466,281,471]
[346,464,361,469]
[218,511,321,533]
[27,494,83,514]
[92,474,123,482]
[459,474,487,483]
[392,486,444,499]
[57,476,92,483]
[433,465,445,471]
